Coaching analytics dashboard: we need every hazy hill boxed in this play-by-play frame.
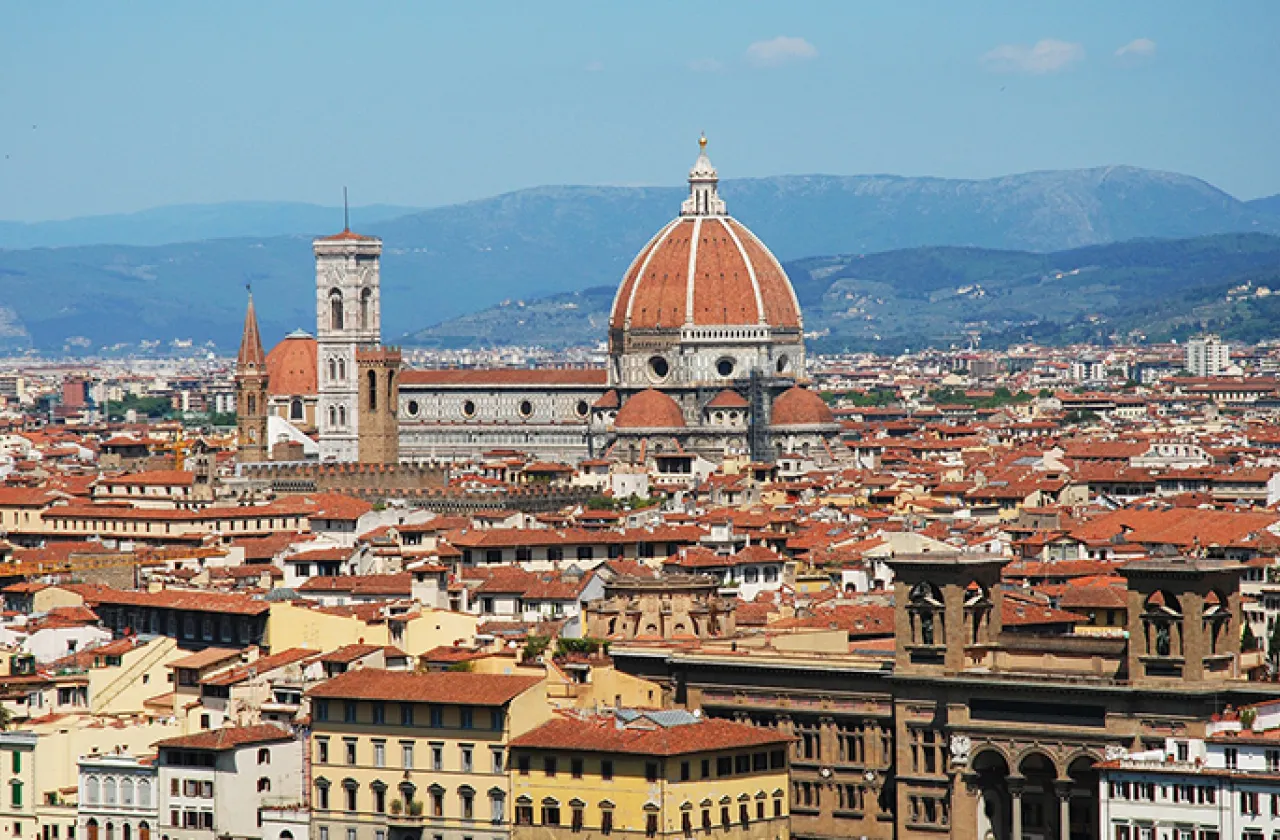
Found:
[410,234,1280,353]
[2,166,1280,352]
[0,202,420,250]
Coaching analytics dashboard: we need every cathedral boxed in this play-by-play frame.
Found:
[236,137,841,466]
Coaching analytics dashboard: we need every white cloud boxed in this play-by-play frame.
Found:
[688,58,724,73]
[981,39,1085,74]
[1115,38,1157,59]
[745,36,817,68]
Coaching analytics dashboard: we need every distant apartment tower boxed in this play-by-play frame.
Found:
[1187,333,1230,377]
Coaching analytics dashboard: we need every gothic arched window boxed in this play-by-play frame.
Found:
[328,405,336,428]
[368,370,378,411]
[290,399,304,421]
[338,405,347,427]
[329,289,344,331]
[360,288,372,330]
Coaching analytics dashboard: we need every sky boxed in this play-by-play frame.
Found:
[2,1,1279,221]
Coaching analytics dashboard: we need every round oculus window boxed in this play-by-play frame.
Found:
[462,399,477,418]
[648,356,670,379]
[716,358,736,377]
[519,400,534,418]
[406,400,420,417]
[575,400,590,418]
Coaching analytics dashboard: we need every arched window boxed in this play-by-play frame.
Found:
[290,399,303,421]
[122,823,131,840]
[121,778,134,805]
[368,370,378,411]
[328,358,337,381]
[246,394,257,415]
[338,405,347,427]
[328,406,337,428]
[105,823,114,840]
[257,778,271,793]
[138,823,150,840]
[86,820,99,840]
[86,777,100,805]
[329,289,344,331]
[338,358,346,379]
[137,779,151,808]
[360,288,372,330]
[104,778,117,805]
[258,748,271,765]
[387,371,394,407]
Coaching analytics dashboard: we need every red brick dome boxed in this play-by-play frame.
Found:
[609,138,801,333]
[771,386,835,426]
[614,389,686,429]
[265,331,317,397]
[610,217,801,331]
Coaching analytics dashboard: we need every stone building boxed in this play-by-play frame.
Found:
[608,552,1275,840]
[235,292,268,464]
[583,574,737,640]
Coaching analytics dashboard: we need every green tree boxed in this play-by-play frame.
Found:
[1242,622,1259,653]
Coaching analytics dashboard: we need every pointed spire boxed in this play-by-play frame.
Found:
[238,287,266,371]
[680,133,726,217]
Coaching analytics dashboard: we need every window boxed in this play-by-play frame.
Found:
[257,778,271,793]
[721,807,731,830]
[680,761,690,781]
[315,700,330,722]
[373,742,386,768]
[490,792,505,824]
[401,743,415,770]
[515,805,534,826]
[646,813,658,838]
[491,748,504,774]
[701,759,711,779]
[646,762,659,783]
[572,807,585,833]
[461,746,474,772]
[702,809,712,834]
[344,782,358,812]
[372,703,385,725]
[400,703,415,727]
[545,757,558,777]
[491,709,505,731]
[10,753,19,774]
[431,789,445,818]
[345,701,358,723]
[373,785,386,814]
[517,755,530,776]
[85,778,99,805]
[316,781,331,810]
[430,706,443,728]
[346,829,356,840]
[345,740,357,765]
[461,790,474,820]
[1226,748,1239,769]
[461,708,474,729]
[10,782,21,808]
[601,760,613,781]
[601,810,614,836]
[682,812,692,838]
[258,748,271,765]
[317,739,330,763]
[542,804,561,826]
[571,758,583,779]
[432,744,444,771]
[104,778,117,805]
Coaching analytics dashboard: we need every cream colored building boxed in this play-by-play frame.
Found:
[265,603,478,656]
[306,669,551,840]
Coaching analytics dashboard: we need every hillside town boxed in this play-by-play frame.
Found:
[5,133,1280,840]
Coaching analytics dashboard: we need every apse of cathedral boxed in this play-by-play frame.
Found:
[236,137,842,466]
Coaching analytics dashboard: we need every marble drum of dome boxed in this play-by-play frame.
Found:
[607,137,806,391]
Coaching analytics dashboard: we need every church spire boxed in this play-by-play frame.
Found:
[238,288,266,371]
[680,133,726,217]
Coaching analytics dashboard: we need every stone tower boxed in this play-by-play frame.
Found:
[357,347,401,465]
[235,291,269,463]
[315,226,382,462]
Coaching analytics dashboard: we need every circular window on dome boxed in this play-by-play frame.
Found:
[462,399,477,419]
[406,400,420,417]
[575,400,590,419]
[519,400,534,418]
[648,356,670,380]
[716,358,736,378]
[776,354,790,374]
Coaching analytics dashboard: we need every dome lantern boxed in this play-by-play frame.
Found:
[680,134,726,218]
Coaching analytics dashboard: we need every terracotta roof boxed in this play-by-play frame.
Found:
[168,647,243,671]
[238,293,266,369]
[201,648,317,687]
[154,723,293,751]
[266,334,318,397]
[317,228,377,242]
[86,588,269,617]
[615,389,686,429]
[771,387,835,427]
[307,669,542,705]
[706,390,749,409]
[609,217,800,330]
[511,712,793,756]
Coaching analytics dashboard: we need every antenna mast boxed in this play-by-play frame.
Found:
[343,187,349,232]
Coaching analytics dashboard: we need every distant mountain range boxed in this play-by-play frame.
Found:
[1,166,1279,353]
[411,233,1280,353]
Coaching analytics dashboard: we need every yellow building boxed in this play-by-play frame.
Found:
[509,709,792,840]
[266,602,479,655]
[306,669,551,840]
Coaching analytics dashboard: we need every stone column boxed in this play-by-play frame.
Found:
[1008,778,1025,840]
[1055,781,1073,840]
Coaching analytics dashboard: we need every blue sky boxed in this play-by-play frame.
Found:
[2,1,1278,220]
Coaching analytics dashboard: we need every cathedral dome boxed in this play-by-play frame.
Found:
[770,386,835,427]
[609,139,801,333]
[614,389,686,429]
[265,330,318,397]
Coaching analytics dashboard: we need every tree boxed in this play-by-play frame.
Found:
[0,704,9,731]
[1268,621,1280,675]
[1242,621,1259,653]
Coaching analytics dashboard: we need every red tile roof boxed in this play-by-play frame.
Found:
[511,712,793,756]
[307,669,542,705]
[154,723,294,751]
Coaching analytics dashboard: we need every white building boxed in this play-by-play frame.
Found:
[78,754,159,840]
[153,724,304,840]
[1099,699,1280,840]
[1187,334,1231,378]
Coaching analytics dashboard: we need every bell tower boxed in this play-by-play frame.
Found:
[315,206,382,463]
[235,290,269,463]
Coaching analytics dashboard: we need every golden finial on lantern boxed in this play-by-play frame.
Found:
[699,133,707,152]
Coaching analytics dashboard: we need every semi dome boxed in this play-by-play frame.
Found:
[265,330,318,397]
[770,386,835,427]
[614,389,686,429]
[609,138,802,333]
